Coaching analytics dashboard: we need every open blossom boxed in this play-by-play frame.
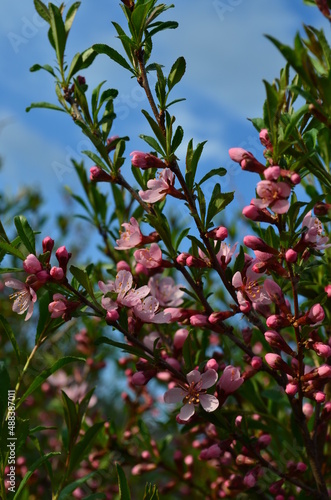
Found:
[251,180,291,214]
[218,365,244,394]
[197,242,237,269]
[302,211,331,251]
[134,243,162,269]
[163,369,219,421]
[232,265,271,311]
[115,217,143,250]
[148,274,184,307]
[133,296,172,323]
[98,270,149,311]
[139,168,177,203]
[5,278,37,321]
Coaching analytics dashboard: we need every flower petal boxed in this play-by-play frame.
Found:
[186,369,201,385]
[163,387,186,404]
[201,369,218,389]
[179,403,195,421]
[199,394,219,413]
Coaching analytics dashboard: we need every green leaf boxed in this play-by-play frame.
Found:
[139,135,165,155]
[35,291,52,343]
[49,3,67,67]
[68,422,104,476]
[92,43,134,73]
[70,265,100,308]
[198,167,227,186]
[13,453,60,499]
[16,357,85,409]
[195,184,206,226]
[33,0,50,23]
[96,336,153,362]
[65,2,81,34]
[232,245,245,274]
[168,56,186,91]
[66,52,83,83]
[0,239,25,260]
[185,140,207,190]
[206,185,234,227]
[0,314,21,363]
[26,101,66,113]
[0,362,10,421]
[147,20,178,38]
[58,473,98,500]
[174,227,190,251]
[116,463,131,500]
[30,63,56,77]
[81,150,109,171]
[171,125,184,153]
[141,109,167,151]
[14,215,35,254]
[62,390,80,447]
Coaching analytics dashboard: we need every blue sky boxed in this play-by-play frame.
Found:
[0,0,329,254]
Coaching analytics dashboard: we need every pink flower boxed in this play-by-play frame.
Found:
[5,278,37,321]
[148,274,184,307]
[98,270,149,311]
[130,151,166,170]
[134,296,171,323]
[48,293,68,318]
[205,226,228,241]
[232,265,271,311]
[115,217,143,250]
[252,180,291,214]
[139,168,176,203]
[134,243,162,269]
[23,254,43,274]
[164,369,219,421]
[302,211,331,251]
[307,303,325,325]
[218,365,244,394]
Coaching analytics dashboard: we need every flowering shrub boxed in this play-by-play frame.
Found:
[0,0,331,498]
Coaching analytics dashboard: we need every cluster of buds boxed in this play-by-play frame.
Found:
[5,237,72,321]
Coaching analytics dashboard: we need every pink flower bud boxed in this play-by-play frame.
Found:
[106,310,119,323]
[190,314,209,326]
[251,356,262,370]
[242,205,276,223]
[317,365,331,378]
[90,166,113,182]
[313,342,331,358]
[290,172,301,185]
[243,235,277,254]
[235,415,243,427]
[325,284,331,298]
[50,266,64,280]
[285,249,298,263]
[131,371,149,385]
[205,358,219,371]
[135,262,149,275]
[42,236,54,254]
[266,315,289,329]
[130,151,165,170]
[314,391,326,403]
[296,462,307,472]
[258,434,271,448]
[116,260,131,272]
[259,129,272,149]
[176,252,190,265]
[264,330,294,356]
[23,254,43,274]
[56,246,71,270]
[173,328,189,349]
[303,402,314,418]
[285,382,298,396]
[243,472,256,488]
[205,226,228,240]
[265,353,294,376]
[199,444,221,460]
[314,201,331,216]
[308,304,325,325]
[264,166,281,180]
